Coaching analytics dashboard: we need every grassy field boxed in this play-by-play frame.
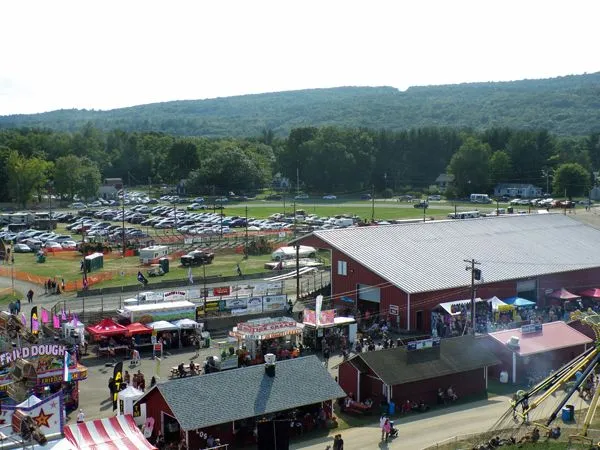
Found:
[11,251,274,289]
[0,288,23,305]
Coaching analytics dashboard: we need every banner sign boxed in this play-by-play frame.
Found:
[407,337,441,351]
[164,291,186,301]
[262,295,286,312]
[237,318,298,334]
[521,323,543,335]
[319,309,335,326]
[303,309,335,326]
[225,297,248,310]
[303,309,317,326]
[389,305,399,316]
[247,297,263,313]
[0,344,66,367]
[213,286,231,296]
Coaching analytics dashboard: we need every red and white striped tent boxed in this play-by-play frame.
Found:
[63,415,156,450]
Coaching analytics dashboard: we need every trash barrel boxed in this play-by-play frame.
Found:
[159,257,169,274]
[562,405,575,422]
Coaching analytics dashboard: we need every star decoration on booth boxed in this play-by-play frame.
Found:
[33,408,53,428]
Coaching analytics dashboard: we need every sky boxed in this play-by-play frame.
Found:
[1,0,599,115]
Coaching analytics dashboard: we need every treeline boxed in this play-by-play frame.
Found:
[1,125,599,206]
[2,73,600,137]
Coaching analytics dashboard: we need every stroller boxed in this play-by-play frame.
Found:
[388,421,399,438]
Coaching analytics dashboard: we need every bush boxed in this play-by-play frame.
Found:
[381,188,394,199]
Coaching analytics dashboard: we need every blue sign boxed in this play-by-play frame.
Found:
[341,296,354,304]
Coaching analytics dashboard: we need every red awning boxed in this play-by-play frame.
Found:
[86,318,128,337]
[126,322,152,335]
[579,288,600,299]
[548,288,580,301]
[64,414,156,449]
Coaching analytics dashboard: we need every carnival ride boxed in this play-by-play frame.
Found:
[0,311,38,344]
[469,310,600,449]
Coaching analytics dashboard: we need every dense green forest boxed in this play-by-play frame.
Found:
[1,125,599,206]
[2,73,600,137]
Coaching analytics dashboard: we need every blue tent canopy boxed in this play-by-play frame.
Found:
[503,296,536,307]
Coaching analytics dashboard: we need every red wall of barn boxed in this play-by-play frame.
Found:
[391,368,486,406]
[537,267,600,306]
[138,389,175,440]
[338,363,359,398]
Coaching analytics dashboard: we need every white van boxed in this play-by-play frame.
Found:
[334,218,354,228]
[470,194,492,204]
[448,211,480,219]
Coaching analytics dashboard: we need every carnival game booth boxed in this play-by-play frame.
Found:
[86,318,129,358]
[431,298,483,338]
[229,317,302,363]
[299,309,357,352]
[0,342,88,412]
[547,288,582,312]
[486,321,593,384]
[135,355,344,449]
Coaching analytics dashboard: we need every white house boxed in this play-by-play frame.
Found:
[494,183,543,198]
[435,173,455,192]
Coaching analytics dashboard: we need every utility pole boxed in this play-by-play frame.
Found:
[244,205,249,258]
[371,185,375,223]
[296,166,300,197]
[296,244,300,302]
[293,200,297,239]
[122,186,126,257]
[464,258,481,336]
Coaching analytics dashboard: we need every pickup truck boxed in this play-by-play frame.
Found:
[180,250,215,266]
[413,200,429,209]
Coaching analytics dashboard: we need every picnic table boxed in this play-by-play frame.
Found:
[170,364,201,378]
[96,345,129,358]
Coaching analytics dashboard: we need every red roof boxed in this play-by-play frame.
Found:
[579,288,600,299]
[86,318,128,337]
[64,414,156,449]
[548,288,580,300]
[488,321,593,356]
[126,322,152,335]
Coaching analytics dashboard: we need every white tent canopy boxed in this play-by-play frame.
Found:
[487,296,508,311]
[148,320,179,331]
[117,385,144,416]
[172,318,199,329]
[17,395,42,408]
[436,298,484,316]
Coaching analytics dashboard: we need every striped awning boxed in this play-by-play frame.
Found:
[63,415,156,450]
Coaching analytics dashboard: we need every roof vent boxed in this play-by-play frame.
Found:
[265,353,276,377]
[507,336,520,348]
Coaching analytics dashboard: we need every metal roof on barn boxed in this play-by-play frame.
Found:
[296,214,600,294]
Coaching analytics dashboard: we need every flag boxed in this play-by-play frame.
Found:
[316,295,323,326]
[53,314,60,329]
[61,309,67,321]
[137,271,148,286]
[41,307,49,323]
[188,267,193,284]
[112,361,123,410]
[20,313,26,327]
[30,306,38,334]
[71,313,79,326]
[64,350,72,382]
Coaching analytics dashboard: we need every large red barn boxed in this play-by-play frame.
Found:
[294,214,600,333]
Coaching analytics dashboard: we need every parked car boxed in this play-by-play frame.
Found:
[322,195,337,200]
[414,200,429,209]
[360,193,372,200]
[294,194,309,200]
[13,243,33,253]
[180,250,215,266]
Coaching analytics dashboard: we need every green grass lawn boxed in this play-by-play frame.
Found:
[0,289,24,305]
[12,251,273,289]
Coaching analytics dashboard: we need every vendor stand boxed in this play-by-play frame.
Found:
[300,313,356,351]
[0,341,88,412]
[148,320,180,350]
[86,318,129,357]
[229,317,302,363]
[172,318,202,348]
[125,322,153,352]
[431,298,483,338]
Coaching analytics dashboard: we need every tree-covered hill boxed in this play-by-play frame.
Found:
[2,72,600,136]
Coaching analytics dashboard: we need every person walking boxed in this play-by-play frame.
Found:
[333,434,344,450]
[380,414,387,441]
[77,409,85,423]
[383,418,392,442]
[15,298,21,314]
[26,289,33,304]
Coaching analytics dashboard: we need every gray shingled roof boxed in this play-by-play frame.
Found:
[351,335,500,385]
[300,214,600,294]
[150,355,345,431]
